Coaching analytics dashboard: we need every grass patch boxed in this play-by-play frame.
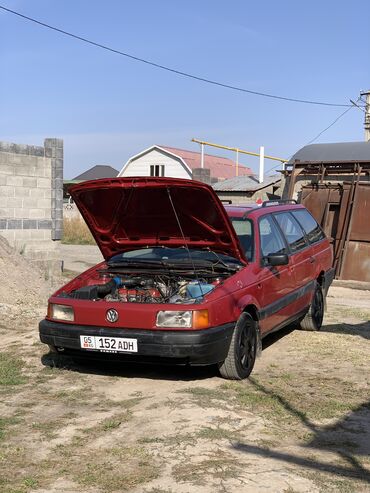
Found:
[196,426,236,441]
[62,217,95,245]
[172,451,241,485]
[76,446,159,492]
[0,417,22,441]
[178,386,231,409]
[0,352,26,386]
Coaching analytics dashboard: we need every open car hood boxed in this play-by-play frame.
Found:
[69,177,247,262]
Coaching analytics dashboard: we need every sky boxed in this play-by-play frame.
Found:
[0,0,369,179]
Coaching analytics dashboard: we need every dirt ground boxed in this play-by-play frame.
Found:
[0,244,369,493]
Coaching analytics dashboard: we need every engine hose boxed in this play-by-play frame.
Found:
[96,277,121,296]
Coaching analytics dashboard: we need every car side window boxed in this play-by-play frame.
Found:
[274,212,307,252]
[259,215,286,258]
[291,209,325,244]
[230,218,254,261]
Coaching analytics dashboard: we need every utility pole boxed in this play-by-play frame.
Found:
[360,90,370,142]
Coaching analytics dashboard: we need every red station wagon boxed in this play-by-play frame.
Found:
[39,177,334,379]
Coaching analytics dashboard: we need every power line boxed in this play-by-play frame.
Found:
[264,102,357,173]
[0,4,354,108]
[305,104,355,145]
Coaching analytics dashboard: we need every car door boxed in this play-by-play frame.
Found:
[273,211,313,313]
[256,214,295,334]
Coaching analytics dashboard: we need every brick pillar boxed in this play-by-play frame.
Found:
[44,138,63,240]
[192,168,211,185]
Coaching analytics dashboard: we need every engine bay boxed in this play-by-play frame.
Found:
[64,272,222,304]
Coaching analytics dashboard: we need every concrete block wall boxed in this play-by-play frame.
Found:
[0,139,63,270]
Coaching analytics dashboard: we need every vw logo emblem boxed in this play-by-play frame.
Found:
[106,309,119,323]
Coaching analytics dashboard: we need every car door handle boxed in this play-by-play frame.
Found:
[309,257,316,264]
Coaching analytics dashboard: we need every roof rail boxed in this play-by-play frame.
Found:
[261,199,297,207]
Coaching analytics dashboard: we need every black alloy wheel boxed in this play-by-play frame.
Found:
[300,282,325,331]
[219,312,257,380]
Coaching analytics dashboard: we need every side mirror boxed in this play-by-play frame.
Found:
[266,253,289,266]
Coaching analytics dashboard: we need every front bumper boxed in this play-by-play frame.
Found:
[39,319,235,366]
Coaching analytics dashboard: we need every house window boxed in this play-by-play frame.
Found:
[150,165,165,177]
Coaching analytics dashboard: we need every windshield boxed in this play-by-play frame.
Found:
[108,247,242,267]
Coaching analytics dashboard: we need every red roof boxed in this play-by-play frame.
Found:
[160,146,253,180]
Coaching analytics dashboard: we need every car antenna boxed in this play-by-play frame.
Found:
[166,187,204,298]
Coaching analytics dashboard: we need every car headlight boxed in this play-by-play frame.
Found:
[48,303,74,322]
[156,310,209,329]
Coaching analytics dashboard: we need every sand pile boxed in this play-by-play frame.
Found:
[0,235,56,320]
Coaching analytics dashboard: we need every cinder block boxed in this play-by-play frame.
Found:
[0,219,6,229]
[37,178,51,189]
[0,186,15,197]
[23,219,37,229]
[44,166,51,178]
[29,208,44,219]
[29,188,45,198]
[22,177,37,188]
[7,219,22,229]
[38,219,52,229]
[7,197,22,208]
[0,165,15,175]
[0,197,7,207]
[14,208,27,219]
[6,175,23,187]
[8,155,24,165]
[37,198,52,209]
[14,166,36,177]
[30,230,46,240]
[44,189,52,199]
[43,208,52,219]
[0,208,12,218]
[22,197,39,208]
[14,187,30,198]
[0,152,8,164]
[1,230,15,241]
[0,175,7,186]
[13,230,31,239]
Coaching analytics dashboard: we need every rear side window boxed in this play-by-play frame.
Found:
[274,212,307,253]
[259,216,286,257]
[230,218,254,261]
[291,209,325,244]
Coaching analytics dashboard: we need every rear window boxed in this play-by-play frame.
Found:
[291,209,325,244]
[274,212,307,253]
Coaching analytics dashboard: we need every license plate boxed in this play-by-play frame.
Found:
[80,335,138,353]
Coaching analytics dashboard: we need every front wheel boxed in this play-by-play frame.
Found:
[299,282,324,331]
[219,313,257,380]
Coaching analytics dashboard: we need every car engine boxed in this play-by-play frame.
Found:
[66,274,218,304]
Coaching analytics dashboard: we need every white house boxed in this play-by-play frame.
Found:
[118,145,252,181]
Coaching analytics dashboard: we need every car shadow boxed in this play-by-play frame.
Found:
[232,378,370,485]
[320,320,370,340]
[41,352,219,381]
[261,324,296,350]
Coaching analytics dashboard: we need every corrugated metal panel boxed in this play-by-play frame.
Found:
[288,141,370,165]
[301,182,370,282]
[213,175,281,192]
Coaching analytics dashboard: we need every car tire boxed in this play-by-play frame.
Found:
[219,312,257,380]
[299,282,324,331]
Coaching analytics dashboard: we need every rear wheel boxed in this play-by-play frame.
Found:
[219,313,257,380]
[299,282,324,331]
